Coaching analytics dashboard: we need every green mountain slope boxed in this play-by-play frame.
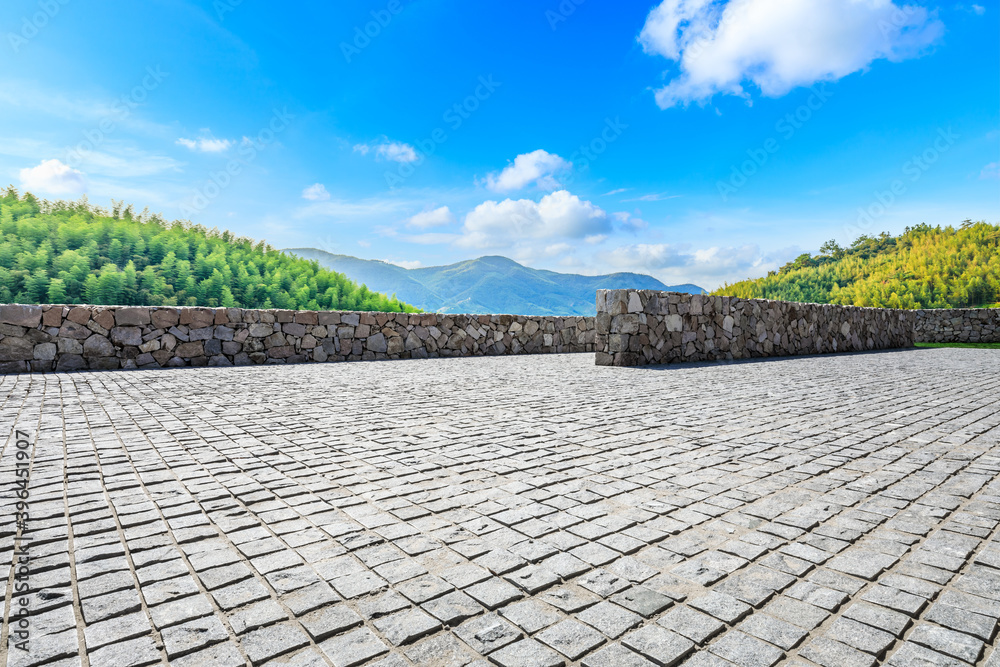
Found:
[714,222,1000,309]
[284,249,706,316]
[0,190,418,312]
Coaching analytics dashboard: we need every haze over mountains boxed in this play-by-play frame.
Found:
[285,249,705,316]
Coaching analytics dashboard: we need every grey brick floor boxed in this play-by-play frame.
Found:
[1,348,999,667]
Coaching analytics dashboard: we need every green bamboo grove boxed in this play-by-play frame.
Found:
[715,222,1000,309]
[0,189,419,312]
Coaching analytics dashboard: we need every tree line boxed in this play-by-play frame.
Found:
[714,222,1000,309]
[0,189,419,312]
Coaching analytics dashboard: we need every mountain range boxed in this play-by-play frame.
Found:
[283,249,705,316]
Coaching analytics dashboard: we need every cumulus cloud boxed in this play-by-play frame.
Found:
[485,149,571,192]
[407,206,455,229]
[302,183,331,201]
[19,159,86,195]
[613,212,650,233]
[176,136,233,152]
[980,162,999,180]
[352,143,371,155]
[604,242,798,287]
[639,0,944,108]
[458,190,610,249]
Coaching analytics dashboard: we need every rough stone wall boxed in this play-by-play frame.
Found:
[0,304,595,373]
[914,308,1000,343]
[596,290,916,366]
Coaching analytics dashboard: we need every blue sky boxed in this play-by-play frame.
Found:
[1,0,997,289]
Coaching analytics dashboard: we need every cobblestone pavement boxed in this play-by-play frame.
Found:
[1,349,999,667]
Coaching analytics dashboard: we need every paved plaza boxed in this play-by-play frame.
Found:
[1,348,999,667]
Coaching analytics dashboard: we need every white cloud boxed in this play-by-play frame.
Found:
[603,188,629,196]
[458,190,610,249]
[980,162,999,180]
[353,144,371,155]
[176,136,233,153]
[376,142,418,163]
[965,4,986,15]
[302,183,331,201]
[613,212,650,233]
[19,159,87,195]
[485,150,571,192]
[604,241,799,288]
[639,0,944,108]
[622,192,681,202]
[407,206,455,229]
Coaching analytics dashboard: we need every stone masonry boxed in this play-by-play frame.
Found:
[596,291,917,367]
[915,308,1000,344]
[0,304,595,374]
[1,351,999,666]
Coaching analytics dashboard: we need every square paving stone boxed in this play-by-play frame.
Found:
[536,619,606,660]
[373,608,440,646]
[908,623,985,664]
[656,606,725,644]
[621,625,695,666]
[161,614,230,659]
[689,592,753,624]
[86,635,162,667]
[240,623,311,665]
[488,638,566,667]
[763,596,830,630]
[465,577,523,610]
[172,641,256,667]
[860,585,927,616]
[320,627,390,667]
[280,580,340,616]
[842,601,912,637]
[924,601,996,641]
[800,637,877,667]
[422,590,484,625]
[501,599,564,634]
[611,586,674,617]
[885,642,967,667]
[211,577,271,610]
[737,613,808,651]
[454,613,522,654]
[299,604,363,641]
[826,551,899,580]
[331,572,388,599]
[229,599,288,635]
[403,633,474,667]
[709,630,785,667]
[580,642,658,667]
[824,617,895,656]
[539,585,602,613]
[149,593,215,630]
[505,565,560,594]
[577,601,643,639]
[396,574,453,604]
[84,610,152,649]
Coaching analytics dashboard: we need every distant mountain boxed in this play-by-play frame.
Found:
[283,249,706,316]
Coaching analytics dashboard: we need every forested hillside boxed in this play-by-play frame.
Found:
[715,222,999,309]
[0,189,418,312]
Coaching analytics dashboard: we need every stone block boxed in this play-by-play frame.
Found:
[0,304,42,327]
[110,327,142,346]
[175,341,205,358]
[83,335,116,358]
[114,308,151,326]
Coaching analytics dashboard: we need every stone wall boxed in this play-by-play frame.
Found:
[0,304,595,373]
[914,308,1000,343]
[596,290,916,366]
